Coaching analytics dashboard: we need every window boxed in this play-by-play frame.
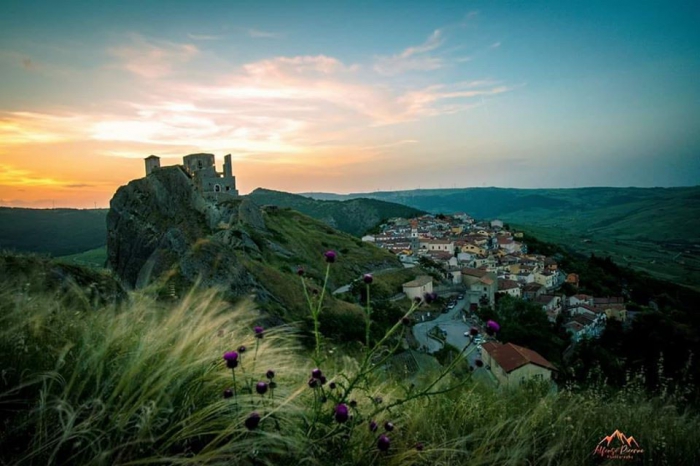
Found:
[214,184,221,192]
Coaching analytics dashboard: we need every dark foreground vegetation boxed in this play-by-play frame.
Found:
[1,251,700,465]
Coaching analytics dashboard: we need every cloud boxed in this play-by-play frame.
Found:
[0,112,88,144]
[187,33,225,41]
[373,29,446,75]
[109,34,199,78]
[248,29,280,39]
[243,55,358,78]
[0,163,74,187]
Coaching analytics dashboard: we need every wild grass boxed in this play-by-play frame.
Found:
[1,274,699,465]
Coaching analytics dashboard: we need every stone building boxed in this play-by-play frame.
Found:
[144,153,239,201]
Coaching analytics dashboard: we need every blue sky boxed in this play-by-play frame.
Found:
[0,0,698,206]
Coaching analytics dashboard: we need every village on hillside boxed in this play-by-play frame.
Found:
[362,213,630,388]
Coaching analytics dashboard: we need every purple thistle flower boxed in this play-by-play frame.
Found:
[329,381,337,390]
[308,378,319,389]
[414,296,423,304]
[254,326,264,338]
[238,345,247,353]
[256,381,268,395]
[369,420,378,432]
[415,442,424,451]
[311,368,323,379]
[223,388,233,399]
[334,403,349,423]
[377,435,391,452]
[266,369,275,379]
[223,351,239,369]
[384,421,394,432]
[423,292,434,304]
[401,316,412,326]
[297,267,305,276]
[486,320,500,335]
[320,375,327,385]
[475,359,484,368]
[363,273,373,284]
[469,327,479,336]
[245,412,261,430]
[324,250,337,263]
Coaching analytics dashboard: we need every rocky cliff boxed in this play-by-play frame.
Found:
[106,167,402,321]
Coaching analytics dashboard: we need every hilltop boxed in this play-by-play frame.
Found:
[247,188,425,236]
[304,186,700,288]
[106,166,418,334]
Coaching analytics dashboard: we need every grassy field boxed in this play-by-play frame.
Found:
[1,273,699,465]
[56,246,108,268]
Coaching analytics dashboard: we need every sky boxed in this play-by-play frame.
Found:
[0,0,698,208]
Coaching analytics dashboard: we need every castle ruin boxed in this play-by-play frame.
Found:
[144,153,239,201]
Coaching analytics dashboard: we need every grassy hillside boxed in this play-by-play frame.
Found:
[305,186,700,287]
[248,188,425,236]
[0,207,108,256]
[1,275,698,465]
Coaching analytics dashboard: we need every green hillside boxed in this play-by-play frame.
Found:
[248,188,425,236]
[305,186,700,288]
[0,207,108,256]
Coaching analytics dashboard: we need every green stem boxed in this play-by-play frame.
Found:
[365,284,371,349]
[312,263,331,363]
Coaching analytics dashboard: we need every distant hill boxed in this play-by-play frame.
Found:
[248,188,425,236]
[304,186,700,288]
[0,207,107,256]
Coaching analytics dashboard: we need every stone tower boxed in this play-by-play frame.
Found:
[145,155,160,175]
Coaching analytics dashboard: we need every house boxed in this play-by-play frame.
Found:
[361,235,376,243]
[497,279,521,298]
[566,273,580,288]
[420,239,455,255]
[402,276,433,301]
[534,271,556,290]
[597,303,628,322]
[462,268,497,307]
[481,342,556,387]
[535,295,562,312]
[568,294,594,307]
[490,219,504,229]
[522,282,546,300]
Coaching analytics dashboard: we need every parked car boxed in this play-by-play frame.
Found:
[457,294,464,300]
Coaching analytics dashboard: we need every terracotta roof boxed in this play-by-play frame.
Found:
[479,277,494,285]
[535,295,558,305]
[482,342,556,373]
[565,321,584,332]
[403,276,432,288]
[461,267,488,278]
[573,314,595,326]
[498,279,520,290]
[523,282,544,291]
[594,296,625,305]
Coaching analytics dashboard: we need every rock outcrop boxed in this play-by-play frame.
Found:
[107,166,263,298]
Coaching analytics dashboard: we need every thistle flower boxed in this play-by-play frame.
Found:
[329,381,337,390]
[320,375,327,385]
[324,250,337,263]
[486,320,500,335]
[377,435,391,452]
[223,388,233,399]
[254,326,264,338]
[308,378,319,389]
[475,359,484,368]
[363,273,373,284]
[266,369,275,379]
[374,396,383,404]
[401,316,412,326]
[311,368,323,379]
[256,381,268,395]
[415,442,424,451]
[297,267,305,276]
[245,412,261,430]
[269,381,277,390]
[223,351,239,369]
[334,403,349,423]
[369,420,378,432]
[384,421,394,432]
[238,345,247,353]
[349,399,357,408]
[469,327,479,336]
[423,292,434,304]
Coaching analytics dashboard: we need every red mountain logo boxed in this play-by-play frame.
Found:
[593,430,644,460]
